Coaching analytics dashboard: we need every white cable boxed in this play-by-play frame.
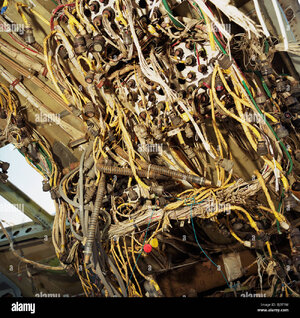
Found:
[292,193,300,202]
[199,0,261,38]
[177,100,216,159]
[149,0,161,19]
[124,0,177,102]
[256,254,263,294]
[275,42,300,55]
[268,140,280,193]
[253,0,270,37]
[193,0,231,39]
[0,64,78,137]
[271,0,288,51]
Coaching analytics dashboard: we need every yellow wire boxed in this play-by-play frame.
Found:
[218,66,253,108]
[16,3,50,26]
[30,8,50,26]
[169,147,200,177]
[258,206,287,226]
[265,241,273,259]
[115,0,128,27]
[43,31,70,105]
[260,158,289,191]
[110,239,128,281]
[77,55,94,74]
[226,216,248,245]
[212,65,261,139]
[210,89,225,184]
[124,236,143,296]
[231,206,260,233]
[16,3,29,26]
[64,7,84,36]
[202,11,215,51]
[130,235,151,282]
[115,101,150,190]
[75,0,97,33]
[0,84,15,115]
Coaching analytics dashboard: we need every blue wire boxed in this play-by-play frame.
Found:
[184,197,236,290]
[125,196,236,295]
[0,6,7,15]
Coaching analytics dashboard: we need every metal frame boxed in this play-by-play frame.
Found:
[0,180,54,229]
[0,221,51,248]
[0,180,54,247]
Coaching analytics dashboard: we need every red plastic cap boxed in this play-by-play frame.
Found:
[143,244,152,253]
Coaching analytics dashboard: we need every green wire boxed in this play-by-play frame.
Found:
[18,143,52,178]
[196,1,293,214]
[37,143,52,172]
[256,72,272,98]
[195,1,292,221]
[242,80,293,229]
[162,0,184,29]
[193,4,228,55]
[213,34,227,55]
[261,80,272,98]
[242,80,293,176]
[17,148,45,174]
[194,3,205,21]
[264,39,269,54]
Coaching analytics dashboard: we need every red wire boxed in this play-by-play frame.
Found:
[195,44,200,66]
[97,80,105,89]
[50,3,75,31]
[7,33,39,54]
[171,40,181,47]
[206,4,226,42]
[202,82,211,89]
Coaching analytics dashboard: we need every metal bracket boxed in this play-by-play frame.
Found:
[0,180,54,230]
[0,222,51,248]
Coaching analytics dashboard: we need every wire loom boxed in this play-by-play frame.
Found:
[0,0,300,297]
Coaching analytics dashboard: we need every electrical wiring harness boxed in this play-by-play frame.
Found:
[0,0,300,298]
